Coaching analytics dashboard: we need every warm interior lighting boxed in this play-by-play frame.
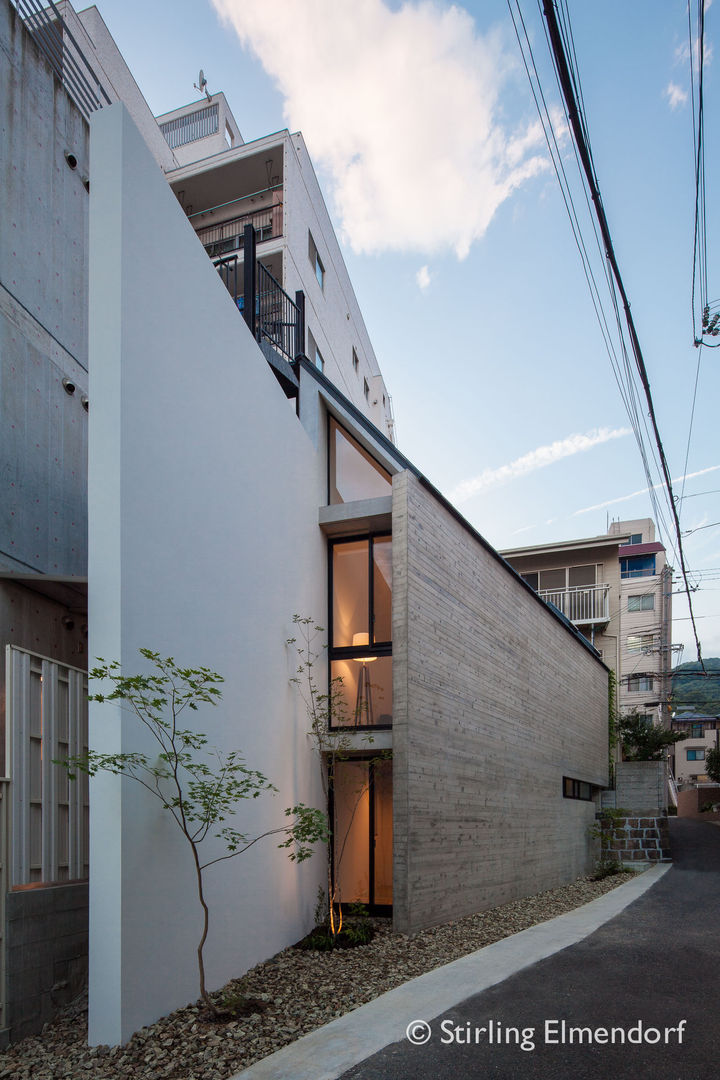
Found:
[352,632,376,663]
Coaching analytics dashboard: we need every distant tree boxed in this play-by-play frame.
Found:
[671,658,720,716]
[705,746,720,785]
[618,709,687,761]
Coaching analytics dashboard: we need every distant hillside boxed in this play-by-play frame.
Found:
[671,658,720,716]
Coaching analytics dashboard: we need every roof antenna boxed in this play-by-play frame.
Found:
[194,69,212,102]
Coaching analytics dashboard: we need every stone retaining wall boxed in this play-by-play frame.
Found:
[599,816,671,864]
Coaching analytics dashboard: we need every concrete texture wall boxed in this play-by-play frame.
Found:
[88,104,326,1045]
[613,760,667,814]
[6,884,88,1043]
[1,0,89,577]
[392,472,609,934]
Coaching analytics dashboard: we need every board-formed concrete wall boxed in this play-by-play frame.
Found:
[6,884,88,1044]
[392,471,609,934]
[88,104,327,1045]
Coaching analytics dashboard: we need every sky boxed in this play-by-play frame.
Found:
[85,0,719,662]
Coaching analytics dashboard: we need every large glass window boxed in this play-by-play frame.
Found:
[329,418,392,504]
[621,554,656,579]
[330,534,392,728]
[332,758,392,908]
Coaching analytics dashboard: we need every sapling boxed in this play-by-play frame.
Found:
[58,649,328,1016]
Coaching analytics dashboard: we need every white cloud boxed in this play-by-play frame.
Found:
[572,465,720,516]
[665,81,688,109]
[449,427,631,504]
[211,0,550,258]
[416,265,431,291]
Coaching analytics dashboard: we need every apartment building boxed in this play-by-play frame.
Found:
[2,0,610,1046]
[502,518,673,727]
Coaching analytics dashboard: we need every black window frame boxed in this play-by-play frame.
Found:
[328,532,392,731]
[563,776,594,801]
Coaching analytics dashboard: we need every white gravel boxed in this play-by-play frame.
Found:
[0,874,629,1080]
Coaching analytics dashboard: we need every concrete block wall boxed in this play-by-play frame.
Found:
[613,760,667,814]
[599,816,671,864]
[6,884,88,1043]
[392,472,610,934]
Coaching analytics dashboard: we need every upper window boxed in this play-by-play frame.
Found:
[308,231,325,290]
[352,347,359,374]
[330,535,392,728]
[308,330,324,373]
[621,554,656,579]
[687,749,706,761]
[628,533,643,545]
[691,723,704,739]
[628,594,655,612]
[329,419,392,505]
[627,633,655,655]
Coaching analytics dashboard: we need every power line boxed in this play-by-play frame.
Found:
[540,0,707,673]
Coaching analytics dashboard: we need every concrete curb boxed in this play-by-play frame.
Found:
[230,865,671,1080]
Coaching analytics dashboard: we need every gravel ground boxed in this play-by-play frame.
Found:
[0,873,632,1080]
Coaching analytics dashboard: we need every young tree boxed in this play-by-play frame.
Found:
[618,709,687,762]
[288,616,388,942]
[58,649,328,1015]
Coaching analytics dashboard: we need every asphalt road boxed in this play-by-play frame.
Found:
[338,818,720,1080]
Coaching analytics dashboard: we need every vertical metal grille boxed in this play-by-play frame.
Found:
[6,647,89,887]
[11,0,111,119]
[159,104,219,149]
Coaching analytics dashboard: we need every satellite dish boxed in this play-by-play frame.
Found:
[194,69,212,102]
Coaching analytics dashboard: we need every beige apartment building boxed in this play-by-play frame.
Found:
[502,519,673,727]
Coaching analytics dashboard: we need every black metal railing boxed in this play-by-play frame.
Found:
[213,225,304,368]
[197,204,282,258]
[256,262,301,363]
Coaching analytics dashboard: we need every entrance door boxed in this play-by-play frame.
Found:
[332,757,392,912]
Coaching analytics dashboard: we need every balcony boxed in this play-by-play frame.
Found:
[539,582,610,626]
[195,203,282,258]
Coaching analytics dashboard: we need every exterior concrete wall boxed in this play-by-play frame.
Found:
[392,472,609,934]
[88,104,326,1045]
[612,760,667,814]
[6,884,88,1043]
[1,0,89,577]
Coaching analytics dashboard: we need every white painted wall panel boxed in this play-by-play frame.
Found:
[88,104,326,1045]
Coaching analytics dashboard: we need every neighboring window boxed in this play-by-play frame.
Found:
[329,535,392,728]
[563,777,593,801]
[627,675,654,692]
[352,347,359,374]
[621,554,656,579]
[687,749,706,761]
[329,418,392,504]
[308,231,325,290]
[691,723,704,738]
[308,330,324,372]
[628,594,655,612]
[363,377,370,401]
[628,533,643,545]
[160,104,219,149]
[627,633,654,654]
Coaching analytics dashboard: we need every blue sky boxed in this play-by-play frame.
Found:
[87,0,719,661]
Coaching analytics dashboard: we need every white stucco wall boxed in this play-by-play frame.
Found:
[88,103,326,1045]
